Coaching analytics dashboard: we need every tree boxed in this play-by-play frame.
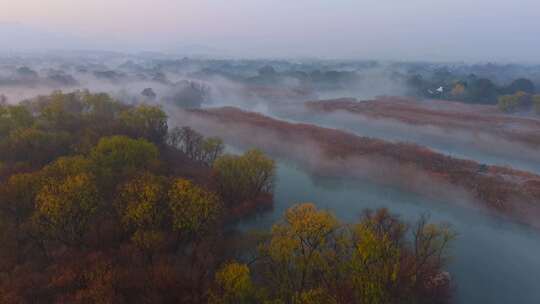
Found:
[116,173,168,253]
[167,126,224,166]
[213,149,275,205]
[533,95,540,115]
[254,205,455,304]
[164,80,209,109]
[90,136,159,188]
[4,127,71,165]
[210,262,256,304]
[505,78,535,94]
[497,91,531,113]
[38,91,86,131]
[82,90,125,122]
[33,173,100,246]
[0,172,44,226]
[41,155,92,180]
[119,105,168,145]
[201,137,225,166]
[168,179,221,236]
[349,210,405,303]
[141,88,157,101]
[172,126,203,159]
[0,104,33,137]
[450,82,466,98]
[116,173,168,231]
[467,78,497,104]
[258,203,339,301]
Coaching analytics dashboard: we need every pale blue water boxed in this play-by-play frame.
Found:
[238,161,540,304]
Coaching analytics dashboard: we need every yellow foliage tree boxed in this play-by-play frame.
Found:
[260,203,339,300]
[119,104,168,144]
[213,149,275,205]
[90,135,159,189]
[34,173,100,245]
[116,173,168,252]
[210,262,255,304]
[168,179,221,236]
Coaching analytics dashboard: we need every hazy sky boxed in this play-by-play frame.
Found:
[1,0,539,62]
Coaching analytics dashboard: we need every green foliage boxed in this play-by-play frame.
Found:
[350,220,402,303]
[213,149,275,205]
[0,104,33,137]
[90,135,159,185]
[119,104,168,144]
[4,127,71,165]
[41,155,93,180]
[497,91,531,113]
[40,91,82,128]
[467,78,497,104]
[81,91,125,121]
[506,78,535,94]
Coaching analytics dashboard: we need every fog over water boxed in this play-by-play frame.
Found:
[235,160,540,304]
[2,50,540,302]
[274,110,540,174]
[212,95,540,303]
[3,0,540,302]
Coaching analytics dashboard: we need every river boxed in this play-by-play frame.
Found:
[238,160,540,304]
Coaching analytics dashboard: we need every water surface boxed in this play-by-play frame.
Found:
[239,161,540,304]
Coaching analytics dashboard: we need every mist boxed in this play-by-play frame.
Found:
[2,2,540,300]
[169,107,540,304]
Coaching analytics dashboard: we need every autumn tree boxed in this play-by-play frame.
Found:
[4,127,71,165]
[0,173,43,227]
[348,209,406,303]
[116,173,168,252]
[0,104,33,137]
[257,203,339,301]
[254,205,455,304]
[498,91,531,113]
[37,90,86,131]
[119,105,168,145]
[210,262,257,304]
[33,173,100,246]
[168,178,221,237]
[90,136,159,190]
[168,178,223,303]
[213,149,275,205]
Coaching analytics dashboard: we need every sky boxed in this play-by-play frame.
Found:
[1,0,539,62]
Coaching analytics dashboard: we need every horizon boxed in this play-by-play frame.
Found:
[1,0,540,63]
